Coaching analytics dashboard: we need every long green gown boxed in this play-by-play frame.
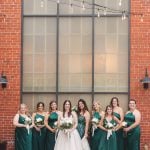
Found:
[45,112,58,150]
[124,112,140,150]
[32,113,46,150]
[113,112,124,150]
[103,118,117,150]
[15,115,32,150]
[90,112,106,150]
[77,114,86,139]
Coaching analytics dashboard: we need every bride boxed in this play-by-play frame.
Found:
[54,100,83,150]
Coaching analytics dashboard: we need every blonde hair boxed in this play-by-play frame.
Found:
[93,101,102,112]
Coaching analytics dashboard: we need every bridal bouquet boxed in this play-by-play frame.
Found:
[35,117,44,126]
[91,117,99,136]
[25,116,32,134]
[59,118,73,139]
[104,122,115,140]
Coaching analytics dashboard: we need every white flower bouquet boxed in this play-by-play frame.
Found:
[91,117,99,136]
[25,116,32,134]
[35,117,44,126]
[59,118,73,139]
[104,122,115,140]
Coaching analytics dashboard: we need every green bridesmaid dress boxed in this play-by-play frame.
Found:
[124,112,140,150]
[103,118,117,150]
[77,114,86,139]
[113,112,124,150]
[32,113,46,150]
[15,115,32,150]
[90,112,106,150]
[45,112,58,150]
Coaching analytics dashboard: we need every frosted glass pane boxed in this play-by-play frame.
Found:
[24,0,57,15]
[23,18,56,92]
[23,54,33,73]
[94,94,128,112]
[22,94,56,113]
[23,74,34,91]
[58,95,92,111]
[59,18,92,92]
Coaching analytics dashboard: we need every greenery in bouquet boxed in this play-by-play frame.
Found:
[104,122,115,129]
[59,118,73,130]
[35,117,44,126]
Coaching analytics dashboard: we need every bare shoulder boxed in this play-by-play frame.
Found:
[85,111,90,118]
[134,109,141,116]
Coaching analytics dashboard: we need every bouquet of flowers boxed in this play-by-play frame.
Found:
[91,117,99,136]
[35,117,44,126]
[59,118,73,139]
[25,116,32,134]
[104,122,115,140]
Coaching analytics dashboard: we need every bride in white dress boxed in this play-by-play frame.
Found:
[54,100,83,150]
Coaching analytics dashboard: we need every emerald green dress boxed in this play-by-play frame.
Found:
[124,112,140,150]
[15,115,32,150]
[45,112,58,150]
[90,112,106,150]
[103,118,117,150]
[113,112,124,150]
[32,113,46,150]
[77,114,86,139]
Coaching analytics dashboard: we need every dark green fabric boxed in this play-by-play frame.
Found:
[32,114,46,150]
[15,115,32,150]
[124,112,140,150]
[113,112,124,150]
[90,112,106,150]
[103,119,117,150]
[45,112,58,150]
[77,114,86,139]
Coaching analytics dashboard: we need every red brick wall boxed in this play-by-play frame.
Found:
[0,0,150,150]
[130,0,150,149]
[0,0,21,149]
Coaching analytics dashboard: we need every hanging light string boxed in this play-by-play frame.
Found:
[40,0,143,21]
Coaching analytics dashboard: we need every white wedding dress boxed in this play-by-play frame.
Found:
[54,113,83,150]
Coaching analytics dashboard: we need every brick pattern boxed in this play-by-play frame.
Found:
[130,0,150,149]
[0,0,150,149]
[0,0,21,149]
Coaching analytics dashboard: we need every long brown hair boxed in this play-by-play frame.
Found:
[105,105,114,118]
[77,99,89,115]
[63,100,72,117]
[49,100,57,113]
[110,97,119,108]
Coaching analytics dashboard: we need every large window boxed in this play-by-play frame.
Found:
[23,0,129,112]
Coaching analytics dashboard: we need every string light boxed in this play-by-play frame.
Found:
[122,11,126,20]
[97,8,100,18]
[46,0,143,21]
[82,1,85,10]
[40,0,44,7]
[119,0,122,6]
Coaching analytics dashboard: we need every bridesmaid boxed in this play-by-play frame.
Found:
[90,101,106,150]
[77,99,90,150]
[103,105,120,150]
[123,99,141,150]
[110,97,124,150]
[13,104,32,150]
[45,101,59,150]
[32,102,46,150]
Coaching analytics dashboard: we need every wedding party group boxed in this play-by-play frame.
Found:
[13,97,141,150]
